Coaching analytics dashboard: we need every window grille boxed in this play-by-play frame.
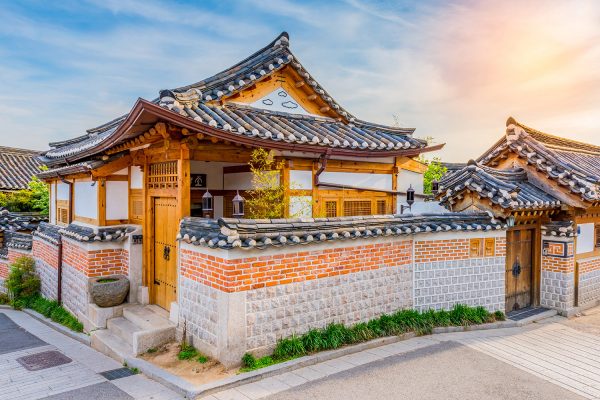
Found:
[325,201,337,217]
[56,200,70,226]
[376,200,386,215]
[343,200,372,216]
[147,161,178,189]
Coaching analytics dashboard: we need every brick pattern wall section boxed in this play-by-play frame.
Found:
[63,240,128,277]
[7,249,30,264]
[32,239,59,269]
[0,259,8,279]
[245,265,413,352]
[578,256,600,307]
[179,277,219,350]
[541,238,575,312]
[414,256,505,313]
[61,262,88,318]
[180,240,413,293]
[414,239,469,263]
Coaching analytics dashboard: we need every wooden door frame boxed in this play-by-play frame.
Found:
[506,223,541,307]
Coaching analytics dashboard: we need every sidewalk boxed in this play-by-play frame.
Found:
[0,309,183,400]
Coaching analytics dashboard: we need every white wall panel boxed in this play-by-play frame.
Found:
[577,223,595,254]
[290,170,312,190]
[319,172,392,191]
[56,182,70,200]
[130,166,143,189]
[397,169,424,195]
[50,182,56,224]
[74,181,98,219]
[106,181,129,220]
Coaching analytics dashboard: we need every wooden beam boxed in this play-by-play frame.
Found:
[97,178,106,226]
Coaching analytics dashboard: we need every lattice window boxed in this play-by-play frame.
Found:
[325,201,337,218]
[130,190,144,224]
[470,238,483,257]
[56,200,70,226]
[343,200,372,216]
[147,161,178,190]
[484,238,496,257]
[376,200,386,215]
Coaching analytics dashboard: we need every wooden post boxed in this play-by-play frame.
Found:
[392,157,400,214]
[281,159,290,218]
[177,143,191,221]
[312,160,319,217]
[97,178,106,226]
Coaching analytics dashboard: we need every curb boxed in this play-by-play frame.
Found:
[22,308,91,346]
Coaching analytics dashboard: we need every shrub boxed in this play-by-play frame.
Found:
[494,310,506,321]
[25,295,83,332]
[197,355,208,364]
[5,256,40,302]
[241,353,257,369]
[273,334,305,359]
[301,328,325,352]
[178,344,199,360]
[0,292,9,305]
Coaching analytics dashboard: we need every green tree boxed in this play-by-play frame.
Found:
[421,157,447,195]
[0,171,49,214]
[246,148,286,219]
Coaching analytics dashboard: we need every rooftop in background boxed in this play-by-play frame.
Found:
[0,146,43,191]
[39,32,442,174]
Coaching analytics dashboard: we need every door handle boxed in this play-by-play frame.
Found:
[163,245,170,261]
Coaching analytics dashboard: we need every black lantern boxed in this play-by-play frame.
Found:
[232,190,245,217]
[431,180,439,195]
[406,185,415,206]
[202,189,213,217]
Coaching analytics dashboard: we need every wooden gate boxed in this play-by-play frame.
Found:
[152,197,178,310]
[505,229,534,311]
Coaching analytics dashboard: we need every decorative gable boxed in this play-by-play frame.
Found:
[240,87,313,116]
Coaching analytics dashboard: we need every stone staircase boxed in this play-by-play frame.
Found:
[91,304,176,363]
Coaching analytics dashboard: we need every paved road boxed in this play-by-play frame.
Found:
[0,309,182,400]
[264,340,583,400]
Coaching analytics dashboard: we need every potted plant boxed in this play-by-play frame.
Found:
[89,275,130,307]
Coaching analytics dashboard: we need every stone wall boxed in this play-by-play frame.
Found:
[179,276,219,351]
[0,259,7,293]
[61,262,89,318]
[578,256,600,307]
[541,237,575,313]
[33,238,59,300]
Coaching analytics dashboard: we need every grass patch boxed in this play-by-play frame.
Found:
[241,304,505,372]
[178,344,199,360]
[24,295,83,332]
[97,278,118,283]
[146,347,158,354]
[196,355,208,364]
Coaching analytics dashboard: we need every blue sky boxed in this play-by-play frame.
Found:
[1,0,599,161]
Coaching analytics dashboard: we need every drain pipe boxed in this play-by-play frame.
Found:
[314,150,331,187]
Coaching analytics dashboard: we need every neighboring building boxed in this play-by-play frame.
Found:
[437,117,600,315]
[0,146,42,192]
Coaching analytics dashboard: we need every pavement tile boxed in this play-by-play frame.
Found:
[236,381,274,399]
[293,366,327,381]
[272,372,308,387]
[213,388,252,400]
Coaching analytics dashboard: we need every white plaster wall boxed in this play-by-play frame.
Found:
[577,223,595,254]
[106,181,129,220]
[50,182,56,224]
[74,181,98,220]
[224,172,262,190]
[190,161,245,190]
[397,169,424,195]
[290,170,312,190]
[130,166,143,189]
[319,172,392,191]
[290,196,312,218]
[56,182,70,200]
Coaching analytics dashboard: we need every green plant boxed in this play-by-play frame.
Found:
[0,171,49,213]
[301,329,325,352]
[273,334,305,359]
[418,156,447,195]
[129,367,139,374]
[147,348,157,354]
[196,355,208,364]
[25,295,83,332]
[5,256,40,303]
[97,278,118,283]
[0,292,9,305]
[178,344,199,361]
[494,310,506,321]
[245,148,286,219]
[241,353,257,369]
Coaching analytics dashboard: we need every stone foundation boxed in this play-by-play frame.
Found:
[61,262,89,318]
[541,270,575,311]
[578,256,600,307]
[414,256,505,312]
[36,259,59,300]
[179,276,219,351]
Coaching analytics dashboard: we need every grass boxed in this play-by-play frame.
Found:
[146,347,158,354]
[23,295,83,332]
[177,344,210,364]
[97,278,118,283]
[241,304,505,372]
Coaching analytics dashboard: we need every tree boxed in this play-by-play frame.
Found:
[0,170,49,214]
[421,157,447,195]
[245,148,286,219]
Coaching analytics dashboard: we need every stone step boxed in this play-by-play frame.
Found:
[123,305,174,331]
[107,317,143,346]
[91,329,133,364]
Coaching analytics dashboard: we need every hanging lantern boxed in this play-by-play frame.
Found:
[232,190,245,217]
[202,189,213,216]
[406,185,415,206]
[431,180,439,195]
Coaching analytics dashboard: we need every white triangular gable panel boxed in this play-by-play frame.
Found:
[244,87,313,115]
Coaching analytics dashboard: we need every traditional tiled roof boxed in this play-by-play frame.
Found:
[178,213,505,250]
[541,221,576,238]
[0,147,42,191]
[438,161,561,211]
[58,224,135,242]
[478,117,600,202]
[33,222,62,245]
[0,208,46,232]
[40,32,435,169]
[5,231,33,251]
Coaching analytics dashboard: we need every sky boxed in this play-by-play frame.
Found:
[0,0,599,161]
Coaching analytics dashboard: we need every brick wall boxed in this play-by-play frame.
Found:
[32,239,59,269]
[180,240,413,293]
[63,240,128,277]
[0,259,8,279]
[414,239,469,262]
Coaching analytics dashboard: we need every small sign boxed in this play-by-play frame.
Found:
[191,174,207,188]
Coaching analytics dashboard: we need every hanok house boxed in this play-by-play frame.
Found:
[29,32,511,366]
[437,117,600,316]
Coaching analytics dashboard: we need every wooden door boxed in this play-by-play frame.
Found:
[152,197,178,311]
[505,229,533,311]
